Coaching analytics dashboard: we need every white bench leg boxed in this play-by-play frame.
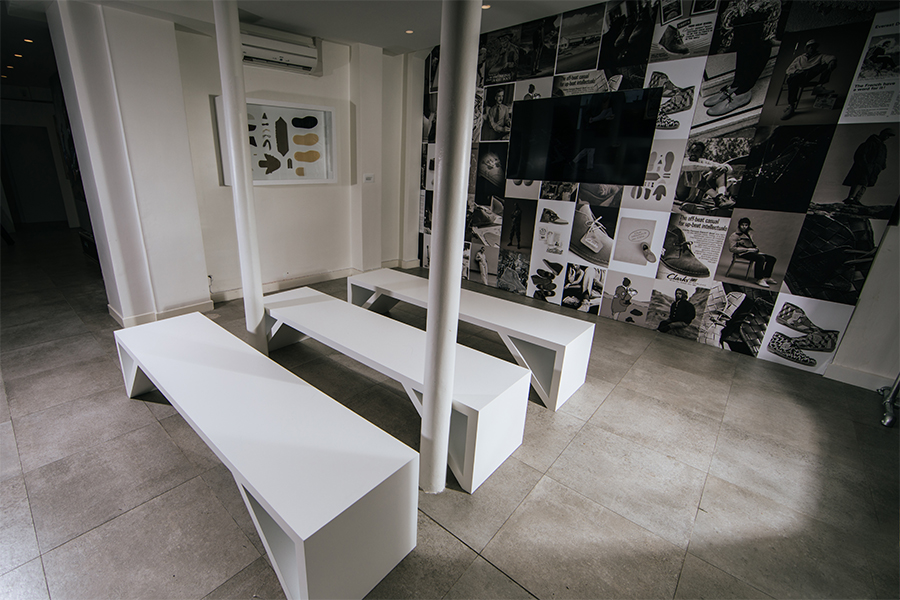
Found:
[267,315,307,351]
[116,343,156,398]
[348,284,400,314]
[498,334,556,407]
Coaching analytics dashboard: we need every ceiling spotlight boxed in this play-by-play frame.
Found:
[24,39,33,43]
[14,54,22,58]
[406,30,413,34]
[482,4,490,8]
[6,65,13,69]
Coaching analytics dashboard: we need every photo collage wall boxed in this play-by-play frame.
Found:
[420,0,899,375]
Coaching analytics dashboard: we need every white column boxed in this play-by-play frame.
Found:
[212,0,267,354]
[420,0,482,493]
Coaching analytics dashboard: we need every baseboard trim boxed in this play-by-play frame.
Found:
[109,299,216,328]
[824,363,895,392]
[210,268,363,303]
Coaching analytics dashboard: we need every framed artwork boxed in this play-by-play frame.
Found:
[216,97,335,185]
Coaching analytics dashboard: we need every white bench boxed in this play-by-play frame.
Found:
[264,287,530,493]
[347,269,594,411]
[114,313,418,600]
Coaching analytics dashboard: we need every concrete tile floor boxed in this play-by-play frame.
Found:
[1,231,897,599]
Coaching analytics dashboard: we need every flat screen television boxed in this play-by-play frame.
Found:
[507,88,662,186]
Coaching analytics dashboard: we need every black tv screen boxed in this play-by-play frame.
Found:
[507,88,662,186]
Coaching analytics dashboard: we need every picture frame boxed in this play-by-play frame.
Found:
[215,97,335,185]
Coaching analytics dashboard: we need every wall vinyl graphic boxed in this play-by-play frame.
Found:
[215,97,335,185]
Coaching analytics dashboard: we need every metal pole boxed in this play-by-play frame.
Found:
[212,0,267,354]
[420,0,482,493]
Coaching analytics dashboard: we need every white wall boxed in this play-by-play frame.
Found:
[48,1,213,326]
[382,54,404,265]
[827,224,900,390]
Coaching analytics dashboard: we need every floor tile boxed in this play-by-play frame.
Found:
[591,317,657,357]
[0,557,49,600]
[642,332,740,379]
[344,383,421,452]
[548,424,707,548]
[444,556,533,600]
[26,422,201,552]
[0,476,40,576]
[587,344,639,386]
[365,511,477,600]
[204,556,286,600]
[5,356,124,419]
[482,476,683,599]
[558,374,615,421]
[690,475,876,599]
[511,402,585,473]
[288,355,382,403]
[590,386,721,472]
[0,313,90,353]
[13,388,155,473]
[418,456,541,553]
[674,553,773,599]
[0,421,21,482]
[618,356,731,421]
[159,413,222,471]
[42,477,259,600]
[0,295,73,331]
[731,358,854,417]
[710,423,880,538]
[0,334,106,381]
[0,381,9,423]
[201,465,265,555]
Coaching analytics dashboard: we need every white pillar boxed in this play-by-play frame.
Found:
[212,0,267,354]
[420,0,482,493]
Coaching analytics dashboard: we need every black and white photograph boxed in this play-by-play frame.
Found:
[540,181,579,201]
[783,207,890,307]
[533,199,576,257]
[609,209,666,278]
[645,56,707,137]
[420,190,432,235]
[500,198,537,252]
[427,46,440,93]
[466,194,504,249]
[577,183,623,207]
[514,77,553,101]
[598,1,657,80]
[646,279,710,341]
[692,0,786,137]
[697,282,777,356]
[468,242,499,287]
[560,263,605,314]
[623,138,686,213]
[423,92,437,144]
[551,70,613,97]
[555,4,606,75]
[650,0,720,62]
[659,212,729,286]
[526,254,565,304]
[673,134,750,217]
[569,201,619,267]
[599,270,655,325]
[758,21,872,126]
[735,124,836,213]
[517,16,560,79]
[483,26,523,86]
[496,248,531,295]
[715,207,805,290]
[505,177,541,200]
[808,123,898,218]
[481,84,515,141]
[757,293,854,374]
[474,142,508,202]
[839,8,900,124]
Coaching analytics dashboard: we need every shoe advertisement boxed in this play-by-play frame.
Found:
[650,0,719,62]
[757,293,854,374]
[419,0,898,377]
[644,56,708,138]
[658,213,726,286]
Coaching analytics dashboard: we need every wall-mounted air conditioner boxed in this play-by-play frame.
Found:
[239,23,322,76]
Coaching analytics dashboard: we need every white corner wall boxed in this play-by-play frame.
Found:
[401,54,426,267]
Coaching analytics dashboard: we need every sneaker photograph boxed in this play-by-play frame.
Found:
[540,208,569,225]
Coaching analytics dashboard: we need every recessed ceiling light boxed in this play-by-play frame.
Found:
[14,54,22,58]
[6,66,13,69]
[406,30,413,34]
[24,39,33,43]
[482,4,490,8]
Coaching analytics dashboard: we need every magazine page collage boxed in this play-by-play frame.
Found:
[420,0,898,375]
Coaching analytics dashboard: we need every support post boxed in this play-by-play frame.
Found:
[213,0,267,354]
[420,0,482,493]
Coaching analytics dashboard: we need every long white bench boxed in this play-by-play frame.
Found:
[264,287,530,494]
[113,313,418,600]
[347,269,594,411]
